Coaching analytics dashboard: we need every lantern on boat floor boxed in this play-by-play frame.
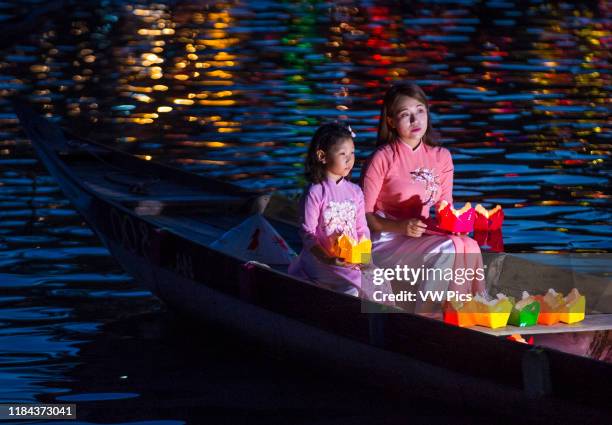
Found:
[472,294,513,329]
[436,201,475,233]
[535,289,565,326]
[443,300,477,327]
[559,288,586,324]
[508,291,540,327]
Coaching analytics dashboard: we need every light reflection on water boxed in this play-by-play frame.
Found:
[1,0,609,252]
[0,0,610,422]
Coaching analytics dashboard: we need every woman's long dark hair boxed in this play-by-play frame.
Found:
[376,82,437,148]
[305,122,353,184]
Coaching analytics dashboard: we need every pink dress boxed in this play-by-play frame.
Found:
[362,140,486,312]
[289,176,370,296]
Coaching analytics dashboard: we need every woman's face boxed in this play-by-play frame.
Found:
[387,96,428,144]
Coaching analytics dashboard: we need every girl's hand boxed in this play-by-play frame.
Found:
[309,244,361,268]
[403,218,427,238]
[330,257,348,267]
[310,245,346,266]
[328,256,362,270]
[352,262,370,270]
[315,250,348,267]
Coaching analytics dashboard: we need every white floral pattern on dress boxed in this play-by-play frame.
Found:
[411,167,440,207]
[323,200,356,236]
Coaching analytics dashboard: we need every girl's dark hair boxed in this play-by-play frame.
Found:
[376,82,437,148]
[305,122,353,184]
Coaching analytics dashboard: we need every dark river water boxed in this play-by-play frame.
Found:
[0,0,610,423]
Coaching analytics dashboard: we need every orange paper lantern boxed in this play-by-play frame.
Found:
[443,300,476,327]
[535,289,564,326]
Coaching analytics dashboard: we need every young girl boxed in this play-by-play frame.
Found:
[362,82,486,313]
[288,122,369,296]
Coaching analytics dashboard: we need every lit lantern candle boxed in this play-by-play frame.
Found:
[474,204,504,231]
[436,201,475,233]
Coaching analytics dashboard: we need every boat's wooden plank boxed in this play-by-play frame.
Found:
[74,166,220,197]
[85,181,242,204]
[67,164,247,210]
[470,314,612,336]
[105,147,253,196]
[145,215,225,245]
[242,264,372,342]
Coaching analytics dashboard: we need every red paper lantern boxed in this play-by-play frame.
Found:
[474,204,504,231]
[436,201,475,233]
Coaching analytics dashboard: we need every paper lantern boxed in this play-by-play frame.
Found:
[508,291,540,327]
[443,300,476,327]
[474,204,504,231]
[472,294,513,329]
[332,234,372,264]
[535,289,564,326]
[559,288,586,324]
[436,201,475,233]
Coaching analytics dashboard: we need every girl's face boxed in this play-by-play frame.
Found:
[317,137,355,181]
[387,96,428,144]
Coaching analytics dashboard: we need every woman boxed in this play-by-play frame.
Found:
[361,82,486,314]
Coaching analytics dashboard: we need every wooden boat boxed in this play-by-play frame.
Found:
[14,102,611,420]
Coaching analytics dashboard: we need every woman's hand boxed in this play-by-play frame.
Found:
[402,218,427,238]
[365,213,428,238]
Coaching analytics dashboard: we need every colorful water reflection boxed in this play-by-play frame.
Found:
[2,0,608,252]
